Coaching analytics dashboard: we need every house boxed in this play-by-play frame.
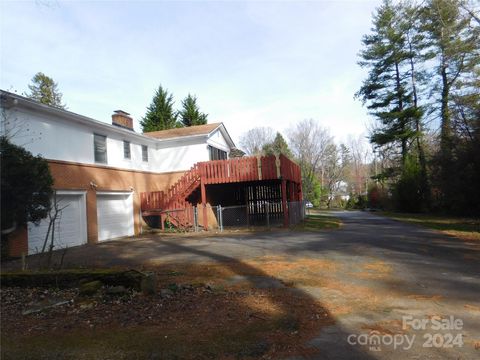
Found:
[1,90,236,255]
[1,90,302,257]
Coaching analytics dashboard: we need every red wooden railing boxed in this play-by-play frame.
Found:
[279,154,302,183]
[140,163,201,213]
[201,157,258,184]
[140,154,301,227]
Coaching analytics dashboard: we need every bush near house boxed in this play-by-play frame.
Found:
[0,136,53,257]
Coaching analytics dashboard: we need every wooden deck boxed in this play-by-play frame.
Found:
[140,154,302,229]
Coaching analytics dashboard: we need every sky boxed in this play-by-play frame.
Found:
[0,0,380,147]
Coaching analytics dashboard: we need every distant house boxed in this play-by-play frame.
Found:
[1,90,302,257]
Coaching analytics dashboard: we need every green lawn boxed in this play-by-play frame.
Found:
[379,212,480,241]
[293,213,342,231]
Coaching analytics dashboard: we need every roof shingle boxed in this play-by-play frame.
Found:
[143,123,221,140]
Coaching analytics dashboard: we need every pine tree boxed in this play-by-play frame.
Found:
[178,94,208,127]
[356,0,417,164]
[423,0,478,155]
[27,72,66,109]
[356,0,430,211]
[141,85,180,132]
[262,132,292,158]
[422,0,480,210]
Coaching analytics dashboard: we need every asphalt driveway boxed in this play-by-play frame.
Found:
[4,211,480,359]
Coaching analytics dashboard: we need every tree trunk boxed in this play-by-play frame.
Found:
[439,56,454,208]
[440,62,452,155]
[409,49,429,209]
[395,61,406,163]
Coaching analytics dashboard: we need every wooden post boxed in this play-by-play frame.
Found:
[201,178,208,231]
[257,155,262,180]
[281,179,288,227]
[289,182,295,201]
[275,154,281,179]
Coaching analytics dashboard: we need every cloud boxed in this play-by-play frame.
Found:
[1,0,379,146]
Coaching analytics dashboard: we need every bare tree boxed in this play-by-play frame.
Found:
[288,119,333,182]
[239,127,275,156]
[287,119,334,204]
[40,191,69,268]
[345,134,371,195]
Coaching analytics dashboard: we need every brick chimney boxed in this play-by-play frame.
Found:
[112,110,134,131]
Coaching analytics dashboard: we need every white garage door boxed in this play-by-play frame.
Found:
[97,192,134,241]
[28,192,87,255]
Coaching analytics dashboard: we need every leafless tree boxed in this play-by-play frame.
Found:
[40,191,69,268]
[239,127,275,156]
[287,119,333,184]
[345,134,371,195]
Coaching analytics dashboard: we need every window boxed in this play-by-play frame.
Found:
[142,145,148,162]
[123,140,131,159]
[208,145,227,160]
[94,134,107,164]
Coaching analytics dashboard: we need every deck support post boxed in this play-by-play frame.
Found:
[281,179,288,227]
[201,178,208,231]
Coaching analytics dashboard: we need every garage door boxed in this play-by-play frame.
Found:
[28,192,87,255]
[97,192,134,241]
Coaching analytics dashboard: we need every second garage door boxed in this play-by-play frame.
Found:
[97,192,134,241]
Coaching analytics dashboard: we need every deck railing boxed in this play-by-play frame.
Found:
[141,154,301,212]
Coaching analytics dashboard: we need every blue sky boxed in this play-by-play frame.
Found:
[1,0,380,145]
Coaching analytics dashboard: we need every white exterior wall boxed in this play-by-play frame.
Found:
[207,129,230,152]
[2,105,232,174]
[102,133,153,171]
[7,108,96,164]
[154,143,210,172]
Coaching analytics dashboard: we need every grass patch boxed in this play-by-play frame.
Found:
[293,214,341,232]
[379,212,480,242]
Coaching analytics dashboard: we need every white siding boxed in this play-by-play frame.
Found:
[103,133,153,171]
[3,106,231,174]
[207,129,230,152]
[154,143,210,172]
[9,109,95,164]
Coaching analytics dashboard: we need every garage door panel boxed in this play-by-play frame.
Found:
[28,194,87,255]
[97,193,134,241]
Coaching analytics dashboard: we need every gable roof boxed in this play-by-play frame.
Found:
[143,122,236,148]
[143,123,221,139]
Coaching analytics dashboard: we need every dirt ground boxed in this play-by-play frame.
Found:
[2,211,479,359]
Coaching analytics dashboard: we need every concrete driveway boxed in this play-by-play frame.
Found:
[5,211,480,359]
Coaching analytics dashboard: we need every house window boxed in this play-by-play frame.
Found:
[142,145,148,162]
[123,141,131,159]
[94,134,107,164]
[208,145,227,160]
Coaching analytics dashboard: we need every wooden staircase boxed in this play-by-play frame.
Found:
[141,164,201,229]
[141,155,302,230]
